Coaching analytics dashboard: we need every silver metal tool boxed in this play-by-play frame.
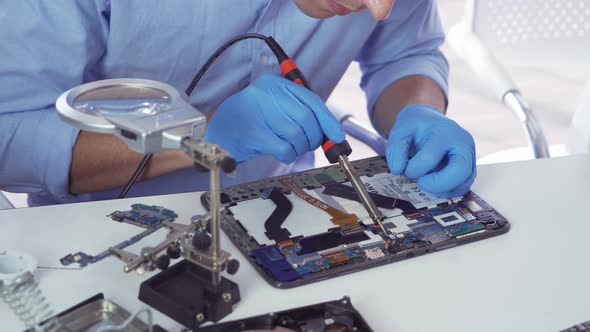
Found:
[180,137,237,287]
[275,53,387,235]
[337,155,388,234]
[0,250,63,331]
[106,138,237,287]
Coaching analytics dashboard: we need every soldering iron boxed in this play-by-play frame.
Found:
[123,33,388,235]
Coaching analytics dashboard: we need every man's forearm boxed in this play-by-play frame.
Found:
[69,131,194,194]
[373,75,447,136]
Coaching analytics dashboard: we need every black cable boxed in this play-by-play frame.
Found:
[119,153,153,198]
[185,33,268,95]
[118,33,270,198]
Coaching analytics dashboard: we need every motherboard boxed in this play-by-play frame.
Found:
[60,204,178,268]
[202,156,509,288]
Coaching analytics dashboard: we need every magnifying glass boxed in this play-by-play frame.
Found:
[56,78,207,154]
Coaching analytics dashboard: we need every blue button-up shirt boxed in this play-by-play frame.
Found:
[0,0,448,206]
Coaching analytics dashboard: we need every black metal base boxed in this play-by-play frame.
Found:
[138,259,240,329]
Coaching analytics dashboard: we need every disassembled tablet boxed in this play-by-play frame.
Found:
[202,156,510,288]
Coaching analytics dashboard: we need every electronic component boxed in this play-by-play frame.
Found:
[450,222,485,237]
[60,204,178,268]
[323,182,419,215]
[433,211,466,227]
[108,204,178,229]
[387,215,415,234]
[261,187,293,242]
[463,199,484,212]
[228,190,345,246]
[203,156,510,288]
[198,296,373,332]
[281,178,360,227]
[364,248,385,260]
[356,172,460,209]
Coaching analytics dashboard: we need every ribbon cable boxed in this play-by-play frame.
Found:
[280,179,359,227]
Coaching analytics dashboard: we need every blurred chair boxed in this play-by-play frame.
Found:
[568,80,590,154]
[447,0,590,163]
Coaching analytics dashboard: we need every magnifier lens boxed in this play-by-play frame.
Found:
[73,86,172,119]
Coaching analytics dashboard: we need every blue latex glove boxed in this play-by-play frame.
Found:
[205,74,345,164]
[386,104,476,197]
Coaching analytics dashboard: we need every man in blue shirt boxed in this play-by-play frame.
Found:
[0,0,476,206]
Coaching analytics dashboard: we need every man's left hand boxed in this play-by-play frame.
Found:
[386,104,476,198]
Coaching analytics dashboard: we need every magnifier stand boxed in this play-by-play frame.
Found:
[56,79,241,329]
[138,137,240,328]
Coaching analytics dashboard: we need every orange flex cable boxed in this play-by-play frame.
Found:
[280,179,360,226]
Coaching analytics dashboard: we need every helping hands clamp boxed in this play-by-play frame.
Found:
[110,137,238,285]
[111,138,241,329]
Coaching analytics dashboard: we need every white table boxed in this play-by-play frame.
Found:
[1,155,589,332]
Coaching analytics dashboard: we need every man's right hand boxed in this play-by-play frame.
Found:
[205,74,345,164]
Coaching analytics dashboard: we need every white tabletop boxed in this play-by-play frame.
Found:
[1,155,590,332]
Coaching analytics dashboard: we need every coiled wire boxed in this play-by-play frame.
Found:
[0,272,64,332]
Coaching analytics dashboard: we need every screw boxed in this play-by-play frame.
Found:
[196,313,204,322]
[222,292,232,302]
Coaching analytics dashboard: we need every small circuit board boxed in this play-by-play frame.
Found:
[202,156,509,288]
[60,204,178,268]
[108,204,178,229]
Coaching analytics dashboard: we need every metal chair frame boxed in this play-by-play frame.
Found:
[445,0,590,158]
